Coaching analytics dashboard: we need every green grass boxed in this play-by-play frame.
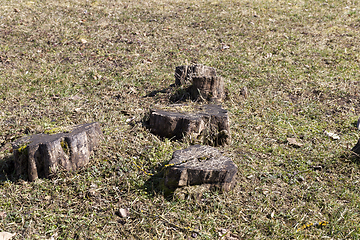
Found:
[1,0,360,239]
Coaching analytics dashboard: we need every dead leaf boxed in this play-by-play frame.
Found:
[240,86,248,98]
[220,44,230,50]
[226,234,240,240]
[52,95,60,100]
[80,38,87,44]
[0,212,6,218]
[87,183,98,197]
[128,87,137,94]
[218,228,228,237]
[324,130,340,140]
[68,95,81,101]
[218,228,239,240]
[0,232,16,240]
[74,107,82,113]
[126,116,135,123]
[118,208,129,218]
[312,165,322,171]
[287,138,303,147]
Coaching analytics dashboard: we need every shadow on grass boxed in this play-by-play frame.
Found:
[169,86,192,103]
[142,162,176,200]
[144,84,193,104]
[0,155,17,182]
[348,151,360,164]
[144,83,177,97]
[144,87,172,98]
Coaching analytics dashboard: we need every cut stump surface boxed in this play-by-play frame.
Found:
[12,122,103,181]
[164,145,237,191]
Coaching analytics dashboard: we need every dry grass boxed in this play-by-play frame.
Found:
[1,0,360,239]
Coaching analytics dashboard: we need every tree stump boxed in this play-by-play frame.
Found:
[352,139,360,155]
[175,65,217,86]
[148,104,230,146]
[174,64,225,102]
[12,122,103,181]
[164,145,237,191]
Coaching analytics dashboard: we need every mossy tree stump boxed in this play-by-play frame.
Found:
[12,122,103,181]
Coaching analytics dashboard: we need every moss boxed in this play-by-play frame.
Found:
[44,127,64,135]
[17,144,28,155]
[60,140,69,155]
[159,103,198,113]
[44,126,73,135]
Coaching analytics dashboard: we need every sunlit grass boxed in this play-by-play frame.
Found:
[1,0,360,239]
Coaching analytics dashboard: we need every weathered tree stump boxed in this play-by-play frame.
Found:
[148,104,230,146]
[352,139,360,155]
[174,64,225,102]
[175,65,217,85]
[12,122,103,181]
[164,145,237,191]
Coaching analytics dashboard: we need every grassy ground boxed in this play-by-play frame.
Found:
[1,0,360,239]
